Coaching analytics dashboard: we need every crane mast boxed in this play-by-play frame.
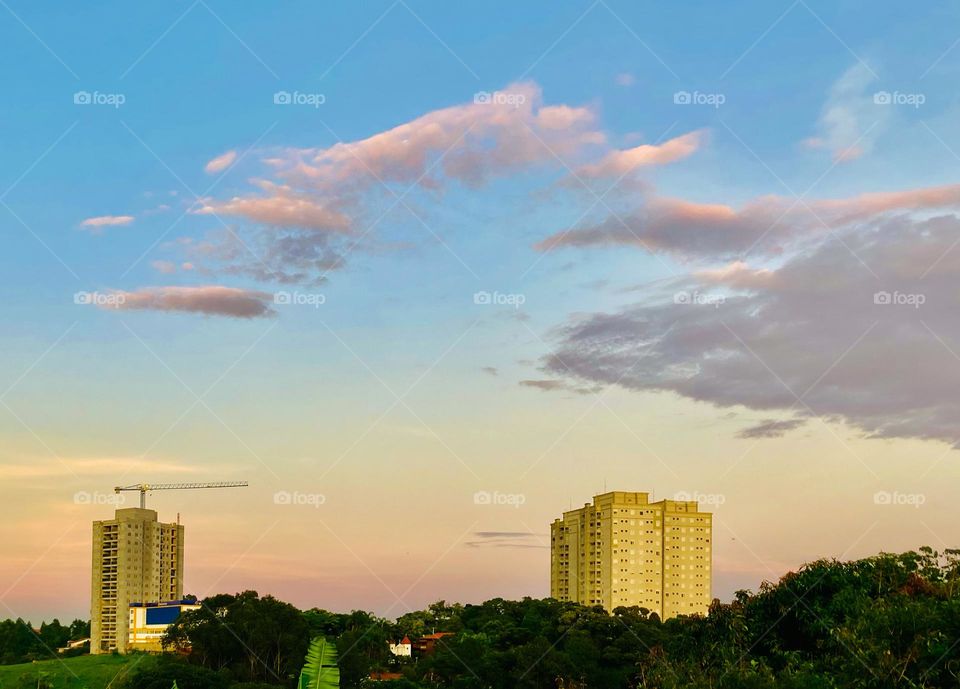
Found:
[113,481,249,508]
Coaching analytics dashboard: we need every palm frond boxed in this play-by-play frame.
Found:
[298,636,340,689]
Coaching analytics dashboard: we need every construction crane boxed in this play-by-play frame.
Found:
[113,481,249,509]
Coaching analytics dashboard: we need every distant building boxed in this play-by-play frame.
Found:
[388,636,412,657]
[413,632,454,655]
[127,600,200,652]
[550,491,712,618]
[57,638,89,654]
[91,508,184,653]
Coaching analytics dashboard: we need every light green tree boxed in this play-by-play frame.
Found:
[298,637,340,689]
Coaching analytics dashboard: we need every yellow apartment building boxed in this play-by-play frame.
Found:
[550,491,712,618]
[90,508,184,653]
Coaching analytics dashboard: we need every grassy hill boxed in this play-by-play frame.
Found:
[0,654,153,689]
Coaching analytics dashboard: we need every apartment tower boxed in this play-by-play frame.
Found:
[90,508,184,653]
[550,491,712,618]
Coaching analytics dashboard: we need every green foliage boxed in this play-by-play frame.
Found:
[118,655,229,689]
[297,637,339,689]
[0,653,146,689]
[164,591,308,684]
[6,548,957,689]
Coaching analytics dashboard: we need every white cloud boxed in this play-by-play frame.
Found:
[204,149,238,174]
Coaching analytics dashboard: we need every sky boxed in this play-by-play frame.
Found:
[2,0,960,623]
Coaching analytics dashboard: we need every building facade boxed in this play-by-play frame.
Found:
[550,491,712,618]
[128,600,200,652]
[90,508,184,653]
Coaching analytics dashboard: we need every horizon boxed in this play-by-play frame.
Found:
[2,1,959,626]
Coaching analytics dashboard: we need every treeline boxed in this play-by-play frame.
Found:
[6,548,959,687]
[0,618,89,664]
[122,548,960,689]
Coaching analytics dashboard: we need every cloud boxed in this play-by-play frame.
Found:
[151,260,177,274]
[102,286,275,318]
[535,183,960,260]
[519,378,600,395]
[80,215,134,230]
[573,130,704,179]
[540,213,960,446]
[204,149,238,174]
[519,379,566,391]
[737,418,807,439]
[480,366,498,376]
[466,531,548,549]
[187,82,698,284]
[806,63,881,163]
[615,72,636,87]
[195,186,352,232]
[0,456,201,480]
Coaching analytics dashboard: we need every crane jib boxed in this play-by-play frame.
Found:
[111,481,249,509]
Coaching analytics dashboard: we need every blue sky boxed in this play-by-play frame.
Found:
[3,1,960,621]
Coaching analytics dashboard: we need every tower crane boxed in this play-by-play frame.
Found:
[113,481,249,509]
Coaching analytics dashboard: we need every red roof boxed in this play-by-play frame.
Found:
[400,635,411,644]
[370,671,404,681]
[422,632,454,639]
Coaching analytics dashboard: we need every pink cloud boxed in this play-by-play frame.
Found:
[574,130,704,179]
[150,260,177,274]
[181,83,702,284]
[536,182,960,259]
[103,286,275,318]
[80,215,134,230]
[204,150,238,174]
[195,188,352,232]
[272,82,604,194]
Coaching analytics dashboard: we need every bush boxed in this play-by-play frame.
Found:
[119,656,231,689]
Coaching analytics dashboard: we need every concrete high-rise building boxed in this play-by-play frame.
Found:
[90,508,184,653]
[550,491,712,618]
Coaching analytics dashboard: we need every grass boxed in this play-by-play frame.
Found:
[0,653,155,689]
